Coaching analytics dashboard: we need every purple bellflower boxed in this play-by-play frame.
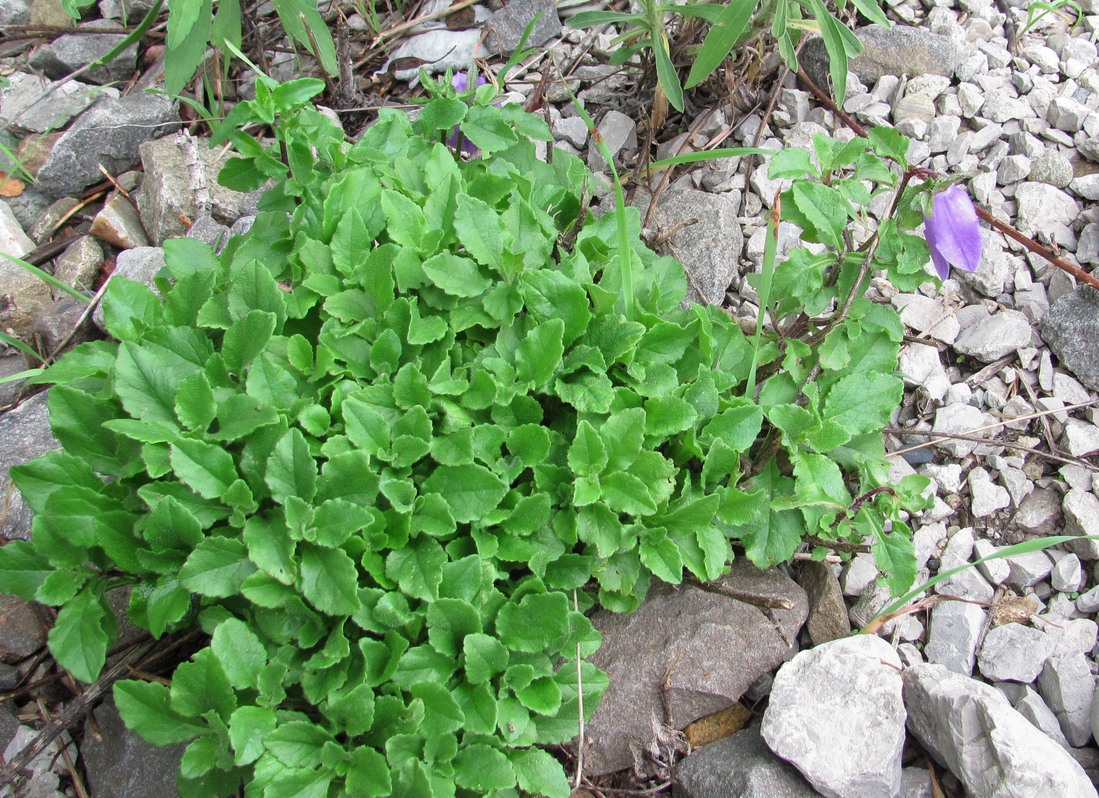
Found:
[923,184,983,280]
[448,71,488,156]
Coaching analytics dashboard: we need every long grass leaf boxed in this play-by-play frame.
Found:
[652,33,685,112]
[684,0,762,90]
[646,147,772,172]
[567,11,644,27]
[0,331,45,363]
[0,368,44,385]
[0,252,89,302]
[867,534,1099,626]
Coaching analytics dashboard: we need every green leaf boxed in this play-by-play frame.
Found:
[568,420,607,477]
[115,680,208,745]
[463,632,509,684]
[496,592,568,653]
[411,681,465,735]
[426,598,481,656]
[115,341,200,426]
[640,534,684,584]
[422,463,508,523]
[516,318,565,388]
[346,746,391,797]
[823,372,903,435]
[421,251,491,298]
[455,193,503,270]
[211,617,267,690]
[133,577,192,637]
[264,720,333,768]
[229,706,277,766]
[170,439,240,499]
[48,586,111,683]
[164,0,212,94]
[769,147,818,180]
[265,427,318,504]
[385,536,447,602]
[101,276,163,341]
[419,97,467,132]
[519,270,591,346]
[453,744,515,791]
[171,647,236,720]
[299,543,361,615]
[602,472,657,516]
[180,537,256,597]
[380,189,427,250]
[174,371,217,432]
[516,676,562,716]
[684,0,761,89]
[555,371,614,413]
[461,105,519,153]
[644,395,698,438]
[0,540,53,600]
[510,747,571,798]
[790,181,848,249]
[701,402,764,452]
[222,309,277,373]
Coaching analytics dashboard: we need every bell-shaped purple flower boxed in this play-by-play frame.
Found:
[448,71,490,156]
[923,184,983,280]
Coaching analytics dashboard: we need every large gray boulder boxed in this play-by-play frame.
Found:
[801,25,957,89]
[761,635,906,798]
[1041,286,1099,391]
[904,662,1097,798]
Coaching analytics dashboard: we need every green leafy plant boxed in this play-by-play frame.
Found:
[569,0,890,112]
[1019,0,1083,36]
[58,0,336,97]
[0,66,943,795]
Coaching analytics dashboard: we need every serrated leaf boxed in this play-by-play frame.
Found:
[640,534,684,584]
[264,720,333,768]
[496,592,568,653]
[519,270,591,346]
[823,372,903,435]
[174,371,217,432]
[422,463,508,523]
[115,341,200,426]
[454,743,515,791]
[115,680,208,745]
[265,427,318,504]
[601,471,657,516]
[426,598,481,657]
[411,681,465,735]
[421,251,492,298]
[510,747,571,798]
[516,318,565,389]
[567,420,607,477]
[229,706,277,766]
[346,746,391,797]
[211,617,267,690]
[101,276,163,341]
[385,536,447,602]
[299,543,361,615]
[180,537,256,597]
[455,193,503,270]
[0,540,53,600]
[171,647,236,720]
[48,586,111,683]
[463,632,509,684]
[222,309,277,373]
[170,439,240,499]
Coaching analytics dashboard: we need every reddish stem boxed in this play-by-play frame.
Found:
[796,67,1099,292]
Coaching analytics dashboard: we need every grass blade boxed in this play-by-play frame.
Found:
[684,0,762,90]
[0,252,90,303]
[0,331,45,363]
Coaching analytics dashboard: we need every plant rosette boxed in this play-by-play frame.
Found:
[0,76,935,796]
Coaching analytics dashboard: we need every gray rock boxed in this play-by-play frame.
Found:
[1003,549,1054,590]
[139,133,265,245]
[1045,618,1098,658]
[185,215,231,252]
[840,554,878,597]
[952,309,1032,363]
[1047,97,1091,134]
[0,198,34,258]
[31,297,98,357]
[92,246,165,332]
[1011,487,1063,535]
[1009,684,1073,748]
[587,109,636,173]
[1071,174,1099,201]
[1036,653,1096,746]
[485,0,561,55]
[1042,287,1099,391]
[0,393,58,541]
[957,229,1011,298]
[0,352,29,408]
[1062,488,1099,559]
[1050,552,1083,593]
[54,236,104,291]
[925,600,986,676]
[633,188,741,307]
[931,403,986,457]
[761,635,905,798]
[978,622,1054,682]
[968,467,1010,517]
[792,561,850,645]
[898,343,950,402]
[673,726,819,798]
[905,662,1097,798]
[2,724,76,798]
[892,294,960,343]
[0,207,49,340]
[0,72,116,133]
[997,155,1031,185]
[1014,182,1078,233]
[1029,152,1074,189]
[972,539,1010,586]
[0,593,46,663]
[583,560,808,776]
[802,25,956,90]
[1062,420,1099,457]
[81,695,184,798]
[28,20,138,85]
[552,115,587,149]
[34,93,178,199]
[0,0,29,25]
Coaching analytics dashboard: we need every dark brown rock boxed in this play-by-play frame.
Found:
[0,594,46,663]
[580,560,808,776]
[793,560,851,645]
